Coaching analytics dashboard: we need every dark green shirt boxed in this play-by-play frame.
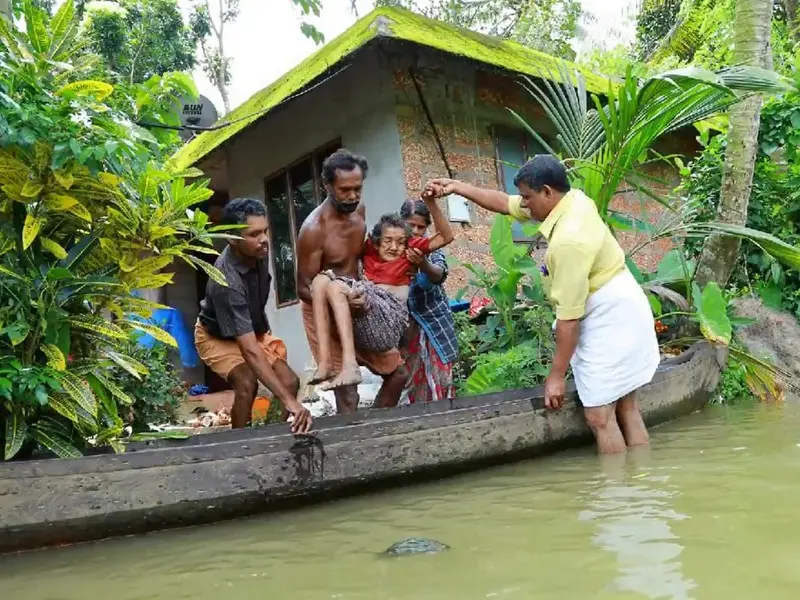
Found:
[198,246,272,339]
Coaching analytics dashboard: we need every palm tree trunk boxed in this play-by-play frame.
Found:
[693,0,773,290]
[784,0,799,44]
[0,0,11,20]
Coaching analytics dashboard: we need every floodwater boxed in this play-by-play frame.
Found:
[3,399,800,600]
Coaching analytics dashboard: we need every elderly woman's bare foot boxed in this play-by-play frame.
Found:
[309,364,334,385]
[320,363,362,390]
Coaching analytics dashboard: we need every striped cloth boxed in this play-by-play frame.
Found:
[407,249,459,365]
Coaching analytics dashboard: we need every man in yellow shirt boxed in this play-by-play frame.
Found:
[425,155,660,454]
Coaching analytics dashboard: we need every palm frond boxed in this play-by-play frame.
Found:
[512,62,787,224]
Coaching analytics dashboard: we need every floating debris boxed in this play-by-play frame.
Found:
[383,538,450,556]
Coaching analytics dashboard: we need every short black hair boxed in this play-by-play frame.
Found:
[400,199,431,225]
[513,154,571,193]
[369,212,411,246]
[222,197,267,226]
[321,148,369,185]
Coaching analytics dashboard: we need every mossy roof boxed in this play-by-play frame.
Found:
[169,6,611,171]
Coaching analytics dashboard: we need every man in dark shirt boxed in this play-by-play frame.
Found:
[195,198,312,432]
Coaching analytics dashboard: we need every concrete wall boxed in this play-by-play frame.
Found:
[178,50,407,381]
[172,46,700,384]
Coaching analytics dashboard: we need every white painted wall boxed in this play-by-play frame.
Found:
[172,49,406,382]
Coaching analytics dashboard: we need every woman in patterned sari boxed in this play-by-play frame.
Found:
[400,200,459,403]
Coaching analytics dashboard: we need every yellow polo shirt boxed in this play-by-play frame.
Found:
[508,190,625,320]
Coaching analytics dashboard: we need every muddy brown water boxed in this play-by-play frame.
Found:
[2,399,799,599]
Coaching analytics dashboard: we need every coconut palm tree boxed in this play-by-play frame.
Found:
[693,0,774,289]
[508,62,798,268]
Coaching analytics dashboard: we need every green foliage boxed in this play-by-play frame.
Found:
[80,0,197,83]
[460,213,548,348]
[636,0,792,73]
[111,338,185,431]
[454,214,554,394]
[580,45,651,80]
[459,339,551,395]
[509,62,790,235]
[680,92,800,315]
[374,0,583,59]
[452,312,478,383]
[635,0,682,61]
[715,358,751,404]
[291,0,324,44]
[0,0,226,460]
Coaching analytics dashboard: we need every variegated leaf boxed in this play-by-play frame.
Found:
[4,413,28,460]
[31,425,82,459]
[184,254,228,287]
[33,141,51,173]
[56,80,114,101]
[59,371,98,418]
[42,343,66,371]
[66,202,92,222]
[126,272,174,290]
[0,265,26,281]
[40,237,68,259]
[125,319,178,347]
[105,350,149,378]
[69,316,128,340]
[22,213,42,250]
[53,169,75,190]
[21,180,44,198]
[92,372,135,406]
[44,193,79,210]
[97,172,122,187]
[47,393,79,422]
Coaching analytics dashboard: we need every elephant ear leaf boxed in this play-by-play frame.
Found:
[464,363,501,395]
[696,282,732,345]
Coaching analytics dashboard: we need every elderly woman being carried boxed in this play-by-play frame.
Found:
[309,192,454,390]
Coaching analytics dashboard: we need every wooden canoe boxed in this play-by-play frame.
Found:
[0,341,724,554]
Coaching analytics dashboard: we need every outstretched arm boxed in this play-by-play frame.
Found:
[423,195,455,252]
[235,333,311,432]
[425,178,511,215]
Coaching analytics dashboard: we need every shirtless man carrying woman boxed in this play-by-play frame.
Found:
[308,192,454,390]
[296,149,410,413]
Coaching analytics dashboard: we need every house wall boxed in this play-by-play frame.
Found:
[173,47,701,384]
[175,50,407,380]
[391,53,699,296]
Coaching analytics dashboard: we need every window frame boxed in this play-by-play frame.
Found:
[263,138,341,308]
[491,124,550,247]
[491,124,547,191]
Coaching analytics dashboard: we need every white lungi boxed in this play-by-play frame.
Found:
[564,269,660,408]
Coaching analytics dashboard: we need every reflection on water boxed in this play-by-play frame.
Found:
[579,449,695,599]
[2,401,800,600]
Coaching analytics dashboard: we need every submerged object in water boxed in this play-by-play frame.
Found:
[383,537,450,556]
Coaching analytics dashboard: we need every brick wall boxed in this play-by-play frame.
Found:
[392,62,696,296]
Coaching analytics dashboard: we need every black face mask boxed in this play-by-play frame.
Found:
[332,196,359,213]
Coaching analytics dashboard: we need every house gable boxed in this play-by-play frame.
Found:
[169,6,612,172]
